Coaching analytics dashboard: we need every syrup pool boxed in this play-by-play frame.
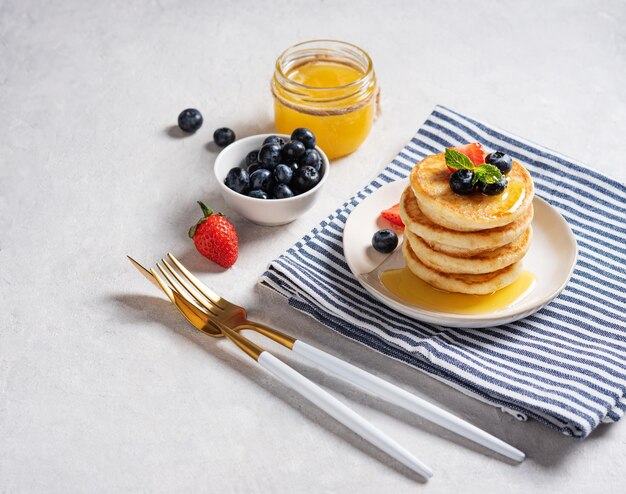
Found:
[380,268,536,315]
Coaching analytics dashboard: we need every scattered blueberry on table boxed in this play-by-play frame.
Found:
[224,129,324,200]
[214,127,236,147]
[177,109,203,133]
[372,229,398,253]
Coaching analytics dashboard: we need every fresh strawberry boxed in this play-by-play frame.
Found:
[380,203,404,228]
[188,202,238,268]
[446,142,485,172]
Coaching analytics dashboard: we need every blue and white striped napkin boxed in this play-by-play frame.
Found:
[259,105,626,438]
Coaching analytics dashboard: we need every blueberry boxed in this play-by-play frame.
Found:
[177,108,203,133]
[274,164,293,184]
[248,189,268,199]
[293,165,320,192]
[372,229,398,254]
[478,178,508,196]
[258,143,282,169]
[449,169,474,195]
[224,167,250,194]
[213,127,236,147]
[245,150,260,167]
[263,135,286,147]
[273,183,295,199]
[485,151,513,175]
[249,168,274,192]
[282,140,306,163]
[291,128,316,149]
[288,162,299,173]
[247,163,265,174]
[299,148,322,171]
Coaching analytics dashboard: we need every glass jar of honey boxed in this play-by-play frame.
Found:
[272,40,378,160]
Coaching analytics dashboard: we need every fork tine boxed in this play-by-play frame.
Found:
[154,262,226,326]
[128,255,179,305]
[151,268,214,330]
[155,262,210,315]
[167,253,226,308]
[158,259,222,317]
[128,256,164,293]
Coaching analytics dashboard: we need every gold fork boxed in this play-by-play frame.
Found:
[130,255,434,479]
[128,254,524,463]
[128,254,296,349]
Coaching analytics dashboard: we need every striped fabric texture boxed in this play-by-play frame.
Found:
[259,105,626,438]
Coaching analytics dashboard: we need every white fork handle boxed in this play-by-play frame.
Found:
[257,352,433,480]
[292,340,525,462]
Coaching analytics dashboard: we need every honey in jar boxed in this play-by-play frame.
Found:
[272,40,378,160]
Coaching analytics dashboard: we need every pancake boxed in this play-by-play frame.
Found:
[402,240,524,295]
[405,227,532,274]
[409,153,534,231]
[399,186,534,257]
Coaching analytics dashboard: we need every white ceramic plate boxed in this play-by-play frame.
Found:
[343,179,578,328]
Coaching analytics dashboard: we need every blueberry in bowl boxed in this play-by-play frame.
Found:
[249,168,274,192]
[273,183,295,199]
[300,148,322,171]
[293,165,320,193]
[244,150,260,167]
[281,140,306,163]
[274,164,294,185]
[258,143,282,170]
[263,135,286,147]
[214,132,329,226]
[248,189,268,200]
[291,128,316,149]
[224,167,250,194]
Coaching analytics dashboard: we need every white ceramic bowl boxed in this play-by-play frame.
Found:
[214,134,329,226]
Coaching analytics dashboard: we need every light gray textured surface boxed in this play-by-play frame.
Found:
[1,0,625,492]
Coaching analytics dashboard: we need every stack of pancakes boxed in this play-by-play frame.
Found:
[399,153,535,295]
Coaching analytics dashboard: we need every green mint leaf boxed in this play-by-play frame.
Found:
[472,164,503,185]
[445,148,474,170]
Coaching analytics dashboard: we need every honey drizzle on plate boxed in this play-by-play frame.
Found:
[380,268,536,315]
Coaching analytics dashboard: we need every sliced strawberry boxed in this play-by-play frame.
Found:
[446,142,485,172]
[380,203,404,227]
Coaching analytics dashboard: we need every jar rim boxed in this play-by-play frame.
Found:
[274,39,374,92]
